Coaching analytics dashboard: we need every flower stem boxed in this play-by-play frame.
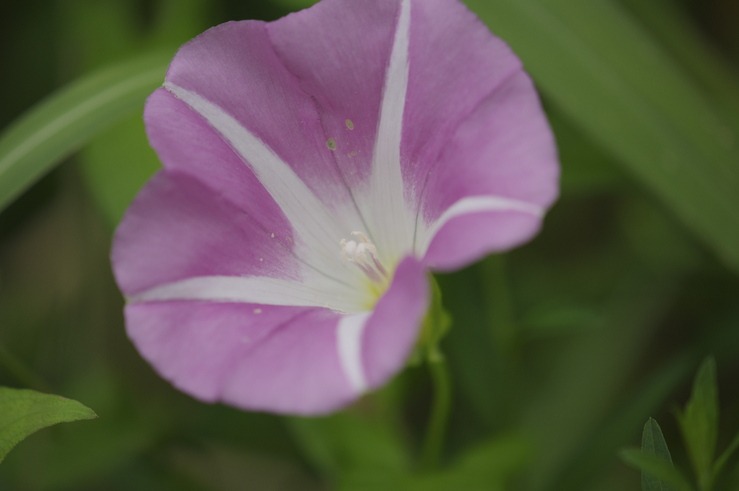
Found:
[420,352,452,470]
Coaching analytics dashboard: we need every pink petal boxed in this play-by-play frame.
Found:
[401,0,525,192]
[420,70,559,270]
[144,89,290,227]
[162,20,356,208]
[268,0,400,187]
[361,257,429,387]
[112,171,298,295]
[125,257,428,415]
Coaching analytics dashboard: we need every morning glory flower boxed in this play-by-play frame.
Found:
[112,0,559,415]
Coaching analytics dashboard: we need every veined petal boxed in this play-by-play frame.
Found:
[144,89,286,229]
[164,20,359,211]
[269,0,417,263]
[422,208,545,271]
[129,273,366,314]
[360,257,428,387]
[402,0,525,195]
[125,257,428,415]
[162,82,358,282]
[365,0,415,262]
[418,70,559,269]
[157,20,373,284]
[112,172,300,295]
[417,195,544,259]
[268,0,399,201]
[126,302,358,414]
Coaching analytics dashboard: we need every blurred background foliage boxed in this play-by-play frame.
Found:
[0,0,738,489]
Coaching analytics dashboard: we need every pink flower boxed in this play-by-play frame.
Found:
[112,0,559,415]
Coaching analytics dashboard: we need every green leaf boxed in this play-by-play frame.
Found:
[465,0,739,273]
[287,412,411,479]
[58,0,208,225]
[677,358,719,488]
[617,0,739,132]
[340,434,529,491]
[714,430,739,478]
[643,418,673,464]
[620,449,693,491]
[0,387,97,463]
[0,52,169,213]
[641,418,677,491]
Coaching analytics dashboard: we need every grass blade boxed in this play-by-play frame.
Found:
[0,52,168,212]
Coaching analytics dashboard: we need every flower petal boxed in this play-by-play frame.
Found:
[164,20,357,210]
[144,88,287,229]
[401,0,525,192]
[113,171,372,312]
[124,257,428,415]
[158,20,375,282]
[360,256,428,387]
[112,171,299,295]
[270,0,415,261]
[268,0,399,191]
[418,71,559,269]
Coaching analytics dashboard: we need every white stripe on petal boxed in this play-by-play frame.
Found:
[366,0,414,262]
[164,83,356,283]
[337,312,371,392]
[128,274,366,313]
[417,195,544,257]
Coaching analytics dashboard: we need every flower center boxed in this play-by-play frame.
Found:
[339,231,388,284]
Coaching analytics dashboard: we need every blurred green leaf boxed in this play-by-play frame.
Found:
[466,0,739,273]
[714,431,739,479]
[288,412,410,479]
[617,0,739,132]
[59,0,209,225]
[677,358,719,489]
[620,449,693,491]
[548,108,625,195]
[0,52,169,213]
[340,434,529,491]
[168,443,322,491]
[640,418,676,491]
[0,387,96,463]
[642,418,674,466]
[554,355,694,490]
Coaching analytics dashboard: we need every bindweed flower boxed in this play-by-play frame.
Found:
[112,0,559,415]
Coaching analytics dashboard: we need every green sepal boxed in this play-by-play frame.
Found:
[411,275,452,365]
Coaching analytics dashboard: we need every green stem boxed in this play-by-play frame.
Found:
[420,353,452,470]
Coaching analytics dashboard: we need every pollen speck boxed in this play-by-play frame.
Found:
[347,150,359,158]
[270,233,275,238]
[253,308,263,314]
[326,138,337,151]
[345,119,354,130]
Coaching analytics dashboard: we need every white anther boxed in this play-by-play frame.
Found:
[339,231,387,283]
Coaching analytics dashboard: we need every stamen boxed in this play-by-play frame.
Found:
[339,231,387,283]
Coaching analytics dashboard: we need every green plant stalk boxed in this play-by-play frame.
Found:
[420,352,452,470]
